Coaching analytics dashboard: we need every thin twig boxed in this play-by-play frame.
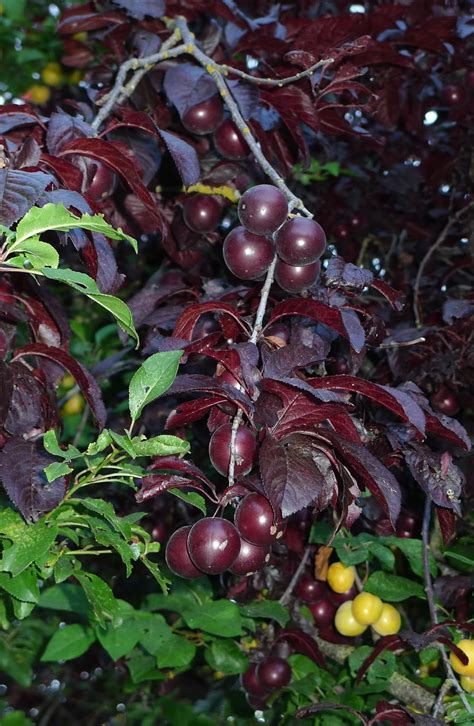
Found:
[279,546,311,605]
[432,678,454,717]
[413,203,473,327]
[220,57,334,87]
[422,497,473,714]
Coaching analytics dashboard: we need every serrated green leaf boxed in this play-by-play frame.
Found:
[75,572,119,627]
[131,434,189,457]
[182,600,243,637]
[108,430,137,458]
[38,583,91,616]
[168,489,207,514]
[15,203,137,251]
[12,599,36,620]
[141,556,169,593]
[85,430,113,456]
[139,613,173,656]
[42,267,139,345]
[41,624,95,662]
[205,640,248,674]
[43,461,73,482]
[74,497,131,539]
[96,610,144,661]
[126,651,163,684]
[0,569,39,603]
[129,351,182,423]
[156,634,196,669]
[43,430,81,461]
[0,508,26,539]
[364,571,424,602]
[239,600,289,628]
[1,521,57,577]
[7,238,59,269]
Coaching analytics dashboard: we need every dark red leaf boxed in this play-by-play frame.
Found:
[356,635,403,684]
[156,128,200,187]
[167,374,253,416]
[269,299,365,353]
[0,437,67,522]
[4,362,44,437]
[370,279,405,311]
[436,507,457,545]
[263,343,326,379]
[163,63,218,117]
[148,455,216,493]
[404,444,462,514]
[111,0,165,20]
[40,154,83,191]
[325,257,374,290]
[0,361,13,426]
[136,475,213,504]
[174,302,246,340]
[276,628,325,668]
[166,396,226,430]
[259,432,336,518]
[0,104,43,133]
[0,170,52,227]
[12,344,106,429]
[46,111,92,155]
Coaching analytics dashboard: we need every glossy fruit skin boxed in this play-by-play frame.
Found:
[246,694,268,710]
[310,599,337,628]
[334,223,350,240]
[183,194,221,233]
[330,585,357,605]
[165,526,203,579]
[235,493,283,546]
[214,120,249,160]
[351,592,384,625]
[216,369,242,414]
[223,226,274,280]
[327,562,356,594]
[151,521,168,543]
[449,640,474,677]
[238,184,288,236]
[295,575,327,603]
[241,663,270,697]
[430,385,460,416]
[182,96,224,135]
[187,517,241,574]
[209,423,257,477]
[334,601,368,637]
[372,603,401,636]
[256,657,292,690]
[229,539,271,576]
[275,259,320,293]
[275,217,326,265]
[460,675,474,693]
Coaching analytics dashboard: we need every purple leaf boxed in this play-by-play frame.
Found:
[167,374,253,416]
[111,0,165,21]
[157,129,200,187]
[325,256,374,289]
[263,343,326,379]
[0,361,13,427]
[0,105,41,133]
[163,63,218,117]
[149,456,216,492]
[321,432,401,526]
[259,432,336,517]
[404,444,463,514]
[269,298,365,353]
[166,396,227,429]
[12,344,106,429]
[276,628,325,667]
[228,80,260,120]
[0,438,67,522]
[4,363,44,437]
[46,111,92,155]
[174,301,245,340]
[370,278,405,310]
[0,170,52,228]
[355,635,403,684]
[442,299,474,325]
[136,475,212,503]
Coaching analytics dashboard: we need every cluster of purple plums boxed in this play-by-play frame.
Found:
[165,492,285,578]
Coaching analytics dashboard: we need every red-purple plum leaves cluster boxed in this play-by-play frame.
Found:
[0,0,472,721]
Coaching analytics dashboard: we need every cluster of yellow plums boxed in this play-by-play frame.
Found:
[450,640,474,693]
[327,562,401,638]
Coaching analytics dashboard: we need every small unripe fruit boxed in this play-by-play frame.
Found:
[41,62,63,87]
[334,601,367,637]
[327,562,356,594]
[372,603,401,636]
[450,640,474,677]
[62,393,85,416]
[460,675,474,693]
[351,592,384,625]
[25,84,51,105]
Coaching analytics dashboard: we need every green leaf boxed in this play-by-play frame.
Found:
[0,569,39,603]
[1,521,58,577]
[156,634,196,669]
[205,640,248,674]
[42,267,139,346]
[15,204,138,251]
[75,497,131,539]
[0,507,26,539]
[12,599,35,620]
[131,434,190,457]
[43,430,81,461]
[41,624,95,662]
[168,489,207,515]
[2,0,27,21]
[139,613,173,656]
[364,571,424,602]
[75,572,120,627]
[239,600,290,628]
[7,238,59,269]
[96,617,144,661]
[126,651,163,684]
[108,430,137,459]
[141,556,169,593]
[182,600,243,637]
[38,583,91,617]
[129,351,182,423]
[43,461,73,482]
[386,537,436,578]
[85,430,113,456]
